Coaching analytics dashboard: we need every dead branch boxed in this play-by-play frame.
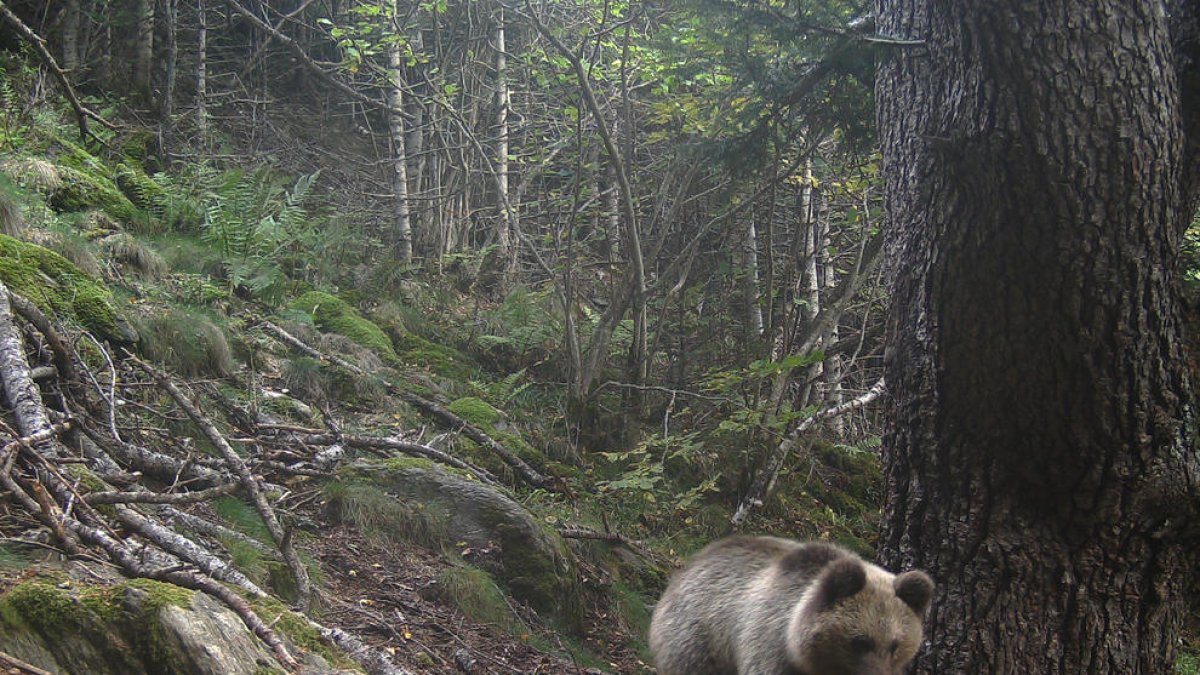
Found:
[113,504,269,597]
[1,419,74,461]
[730,377,886,527]
[0,649,54,675]
[258,320,549,488]
[291,431,502,485]
[158,506,282,560]
[308,620,413,675]
[65,514,299,670]
[130,355,314,611]
[0,281,59,458]
[85,481,242,505]
[6,290,77,384]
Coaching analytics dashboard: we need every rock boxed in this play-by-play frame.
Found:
[0,563,352,674]
[338,459,585,633]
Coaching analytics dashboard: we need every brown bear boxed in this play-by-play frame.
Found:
[648,536,934,675]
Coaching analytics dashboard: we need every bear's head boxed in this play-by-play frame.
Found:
[785,554,934,675]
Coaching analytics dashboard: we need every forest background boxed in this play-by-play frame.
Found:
[0,0,1196,673]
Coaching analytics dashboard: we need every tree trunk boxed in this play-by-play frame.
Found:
[493,7,513,267]
[195,0,207,138]
[387,0,413,264]
[740,215,764,341]
[876,1,1198,672]
[156,0,177,158]
[60,0,80,72]
[132,0,153,103]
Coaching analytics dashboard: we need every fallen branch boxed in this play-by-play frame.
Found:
[274,429,502,485]
[113,504,269,597]
[66,515,299,670]
[130,356,313,611]
[309,621,413,675]
[85,481,242,505]
[0,281,58,458]
[259,320,548,488]
[6,290,77,384]
[730,377,886,527]
[0,649,53,675]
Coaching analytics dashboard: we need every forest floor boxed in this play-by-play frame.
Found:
[296,503,647,674]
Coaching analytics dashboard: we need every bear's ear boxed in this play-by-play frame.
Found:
[894,571,934,615]
[812,558,866,610]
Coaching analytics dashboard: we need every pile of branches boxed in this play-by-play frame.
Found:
[0,277,511,674]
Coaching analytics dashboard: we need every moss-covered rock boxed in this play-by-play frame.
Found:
[288,291,397,362]
[115,162,167,211]
[50,164,143,224]
[446,396,502,428]
[0,565,355,675]
[0,233,133,342]
[338,459,585,634]
[393,332,474,379]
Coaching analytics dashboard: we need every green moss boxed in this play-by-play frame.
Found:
[436,564,519,627]
[393,332,473,379]
[115,162,166,211]
[288,291,397,361]
[2,575,84,633]
[0,573,141,669]
[0,233,129,341]
[447,396,502,427]
[132,306,234,378]
[119,130,156,161]
[50,164,143,224]
[123,578,194,612]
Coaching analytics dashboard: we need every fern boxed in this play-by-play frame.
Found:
[196,168,322,304]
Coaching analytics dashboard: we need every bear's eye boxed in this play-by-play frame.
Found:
[889,639,901,655]
[850,636,875,654]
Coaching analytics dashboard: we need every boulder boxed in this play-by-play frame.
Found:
[338,459,584,633]
[0,562,350,674]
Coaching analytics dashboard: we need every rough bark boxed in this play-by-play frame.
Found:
[875,1,1199,672]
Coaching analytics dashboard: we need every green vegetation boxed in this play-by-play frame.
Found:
[1178,651,1200,675]
[324,477,451,550]
[0,233,129,341]
[133,306,234,378]
[289,291,397,361]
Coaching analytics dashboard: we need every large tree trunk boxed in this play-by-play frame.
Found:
[876,1,1199,673]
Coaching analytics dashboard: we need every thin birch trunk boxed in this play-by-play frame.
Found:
[388,0,413,263]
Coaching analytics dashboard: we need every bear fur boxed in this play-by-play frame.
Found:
[648,536,934,675]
